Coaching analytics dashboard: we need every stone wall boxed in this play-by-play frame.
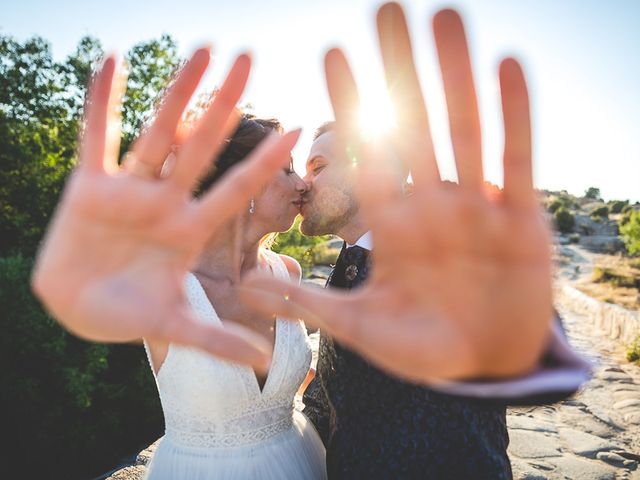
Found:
[555,282,640,345]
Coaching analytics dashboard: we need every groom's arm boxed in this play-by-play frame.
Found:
[427,315,591,404]
[302,372,332,446]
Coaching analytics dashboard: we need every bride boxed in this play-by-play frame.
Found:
[31,49,326,479]
[143,114,326,479]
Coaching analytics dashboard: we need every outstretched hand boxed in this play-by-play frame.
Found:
[32,48,301,371]
[240,5,553,383]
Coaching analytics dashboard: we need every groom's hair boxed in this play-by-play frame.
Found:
[193,114,282,197]
[313,121,337,140]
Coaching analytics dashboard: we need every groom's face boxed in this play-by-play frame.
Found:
[299,131,359,236]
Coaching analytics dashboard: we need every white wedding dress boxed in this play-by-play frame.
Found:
[143,250,326,479]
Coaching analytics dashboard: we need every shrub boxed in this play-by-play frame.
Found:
[590,206,609,220]
[568,233,580,244]
[585,187,601,200]
[270,217,333,273]
[548,199,563,214]
[313,242,342,266]
[627,334,640,364]
[591,266,638,288]
[554,207,575,234]
[0,255,163,478]
[620,210,640,256]
[621,204,633,214]
[608,200,629,214]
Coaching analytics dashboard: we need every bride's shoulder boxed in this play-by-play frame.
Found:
[276,254,302,284]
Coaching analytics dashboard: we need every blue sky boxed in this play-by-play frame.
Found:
[2,0,639,201]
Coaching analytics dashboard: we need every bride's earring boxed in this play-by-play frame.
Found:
[249,198,255,214]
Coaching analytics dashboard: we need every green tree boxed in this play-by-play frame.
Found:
[0,34,181,257]
[590,206,609,220]
[0,35,98,257]
[554,207,575,234]
[608,200,628,214]
[0,255,163,478]
[271,217,333,271]
[120,34,182,154]
[0,34,183,477]
[585,186,601,200]
[621,210,640,256]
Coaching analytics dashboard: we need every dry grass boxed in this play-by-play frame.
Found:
[576,254,640,310]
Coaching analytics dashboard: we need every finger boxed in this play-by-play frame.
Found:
[499,58,534,209]
[164,311,272,373]
[103,58,128,174]
[127,47,211,176]
[324,48,362,157]
[171,53,250,191]
[433,8,483,190]
[377,2,439,185]
[78,55,116,174]
[354,139,404,233]
[237,274,363,341]
[191,128,301,234]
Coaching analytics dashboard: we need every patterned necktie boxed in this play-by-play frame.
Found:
[327,244,370,290]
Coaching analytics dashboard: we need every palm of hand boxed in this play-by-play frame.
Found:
[240,5,555,382]
[39,170,200,341]
[357,187,552,381]
[33,49,299,367]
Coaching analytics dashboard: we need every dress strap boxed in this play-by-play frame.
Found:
[260,248,291,282]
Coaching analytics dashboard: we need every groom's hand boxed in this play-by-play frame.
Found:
[240,4,554,383]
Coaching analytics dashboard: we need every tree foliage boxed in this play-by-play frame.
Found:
[554,207,575,234]
[620,210,640,256]
[0,33,183,477]
[585,187,601,200]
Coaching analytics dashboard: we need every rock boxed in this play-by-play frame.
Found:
[598,372,633,383]
[579,235,625,253]
[548,456,617,480]
[508,430,563,459]
[574,214,619,236]
[613,398,640,410]
[527,460,556,471]
[107,465,146,480]
[507,415,558,434]
[624,412,640,425]
[596,451,627,466]
[613,390,640,402]
[559,410,617,439]
[559,428,620,458]
[510,459,551,480]
[604,367,625,373]
[136,440,159,465]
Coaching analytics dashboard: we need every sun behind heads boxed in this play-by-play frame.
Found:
[357,93,398,141]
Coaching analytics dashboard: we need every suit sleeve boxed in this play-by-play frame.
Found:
[426,315,592,405]
[302,373,332,446]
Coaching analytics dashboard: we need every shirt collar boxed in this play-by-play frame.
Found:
[346,230,373,250]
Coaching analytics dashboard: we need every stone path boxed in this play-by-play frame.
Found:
[508,304,640,480]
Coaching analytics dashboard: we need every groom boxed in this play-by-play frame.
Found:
[299,122,512,479]
[298,119,591,478]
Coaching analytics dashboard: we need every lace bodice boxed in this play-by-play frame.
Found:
[144,250,312,448]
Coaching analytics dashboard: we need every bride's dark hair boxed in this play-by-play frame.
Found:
[193,113,282,197]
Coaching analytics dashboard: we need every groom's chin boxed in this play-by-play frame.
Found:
[298,217,319,237]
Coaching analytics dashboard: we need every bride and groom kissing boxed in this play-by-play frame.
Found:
[32,4,591,480]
